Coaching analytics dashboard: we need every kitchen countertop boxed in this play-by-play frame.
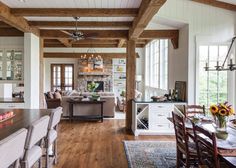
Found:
[0,98,24,103]
[132,98,186,104]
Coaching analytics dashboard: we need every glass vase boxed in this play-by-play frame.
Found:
[215,116,227,131]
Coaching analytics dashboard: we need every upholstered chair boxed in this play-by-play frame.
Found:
[21,116,50,168]
[45,107,63,168]
[0,128,28,168]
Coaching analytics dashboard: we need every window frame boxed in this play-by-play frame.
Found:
[145,39,168,90]
[195,41,231,107]
[50,64,74,91]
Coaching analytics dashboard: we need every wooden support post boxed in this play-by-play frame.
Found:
[39,38,45,108]
[126,40,136,130]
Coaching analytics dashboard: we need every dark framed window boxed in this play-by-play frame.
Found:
[51,64,74,91]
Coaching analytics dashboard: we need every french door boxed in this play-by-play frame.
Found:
[51,64,74,91]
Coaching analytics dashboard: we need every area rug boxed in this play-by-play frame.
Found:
[123,141,176,168]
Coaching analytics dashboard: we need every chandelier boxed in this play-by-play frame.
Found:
[204,36,236,71]
[80,48,103,69]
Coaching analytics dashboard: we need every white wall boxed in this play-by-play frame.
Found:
[168,25,189,98]
[44,47,145,92]
[151,0,236,104]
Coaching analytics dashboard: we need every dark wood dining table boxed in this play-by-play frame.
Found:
[168,116,236,166]
[0,109,52,141]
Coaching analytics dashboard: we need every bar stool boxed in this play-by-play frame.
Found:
[21,116,50,168]
[0,128,28,168]
[45,107,62,168]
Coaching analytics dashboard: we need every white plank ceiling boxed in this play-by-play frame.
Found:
[218,0,236,5]
[1,0,142,8]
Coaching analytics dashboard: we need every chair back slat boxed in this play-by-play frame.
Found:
[0,128,28,168]
[25,116,50,149]
[48,107,63,130]
[192,123,219,168]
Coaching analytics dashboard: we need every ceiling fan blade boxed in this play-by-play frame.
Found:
[60,30,72,36]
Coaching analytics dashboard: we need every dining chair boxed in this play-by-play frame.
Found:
[21,116,50,168]
[192,123,220,168]
[45,107,63,168]
[184,105,205,117]
[172,110,198,168]
[0,128,28,168]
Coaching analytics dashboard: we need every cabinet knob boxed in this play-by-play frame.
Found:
[157,114,165,116]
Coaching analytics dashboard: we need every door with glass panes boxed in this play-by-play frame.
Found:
[51,64,74,91]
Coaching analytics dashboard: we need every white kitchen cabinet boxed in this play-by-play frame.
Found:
[132,100,186,136]
[0,103,25,109]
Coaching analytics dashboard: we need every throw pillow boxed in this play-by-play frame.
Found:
[54,92,62,100]
[47,91,54,99]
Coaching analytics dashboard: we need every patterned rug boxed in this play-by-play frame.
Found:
[123,141,176,168]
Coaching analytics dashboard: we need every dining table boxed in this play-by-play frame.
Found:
[0,108,52,141]
[168,116,236,167]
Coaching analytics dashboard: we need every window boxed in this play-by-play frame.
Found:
[51,64,74,91]
[198,44,228,107]
[145,39,168,90]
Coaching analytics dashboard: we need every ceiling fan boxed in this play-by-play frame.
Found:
[61,17,97,41]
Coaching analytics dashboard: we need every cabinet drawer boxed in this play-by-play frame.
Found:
[0,103,24,109]
[149,104,174,113]
[150,123,170,130]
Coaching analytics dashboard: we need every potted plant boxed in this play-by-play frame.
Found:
[87,82,100,101]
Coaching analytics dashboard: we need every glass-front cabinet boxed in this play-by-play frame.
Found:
[0,49,23,81]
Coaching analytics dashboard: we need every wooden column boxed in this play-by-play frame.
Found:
[126,40,136,130]
[39,38,45,108]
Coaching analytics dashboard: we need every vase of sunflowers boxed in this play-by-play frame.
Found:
[210,102,234,131]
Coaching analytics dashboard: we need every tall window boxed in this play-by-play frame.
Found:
[145,39,168,90]
[198,45,228,107]
[51,64,74,91]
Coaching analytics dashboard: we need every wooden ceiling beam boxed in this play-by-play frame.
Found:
[44,52,140,59]
[0,2,39,36]
[57,39,72,47]
[118,39,126,48]
[40,30,128,39]
[11,8,138,17]
[29,21,132,28]
[0,28,24,36]
[129,0,167,39]
[0,21,12,28]
[44,43,145,48]
[140,30,179,48]
[192,0,236,11]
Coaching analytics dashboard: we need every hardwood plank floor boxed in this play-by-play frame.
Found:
[55,119,175,168]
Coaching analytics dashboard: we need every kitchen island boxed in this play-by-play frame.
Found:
[0,98,24,109]
[132,99,186,136]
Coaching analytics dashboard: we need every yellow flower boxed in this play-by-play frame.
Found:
[229,108,235,115]
[219,109,228,116]
[210,105,218,114]
[220,104,228,110]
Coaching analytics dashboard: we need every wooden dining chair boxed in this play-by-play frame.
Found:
[21,116,50,168]
[184,105,206,117]
[192,123,220,168]
[45,107,63,168]
[172,110,198,168]
[0,128,28,168]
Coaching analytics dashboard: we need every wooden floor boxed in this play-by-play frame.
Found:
[55,119,175,168]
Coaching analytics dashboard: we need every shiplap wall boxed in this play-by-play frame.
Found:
[154,0,236,104]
